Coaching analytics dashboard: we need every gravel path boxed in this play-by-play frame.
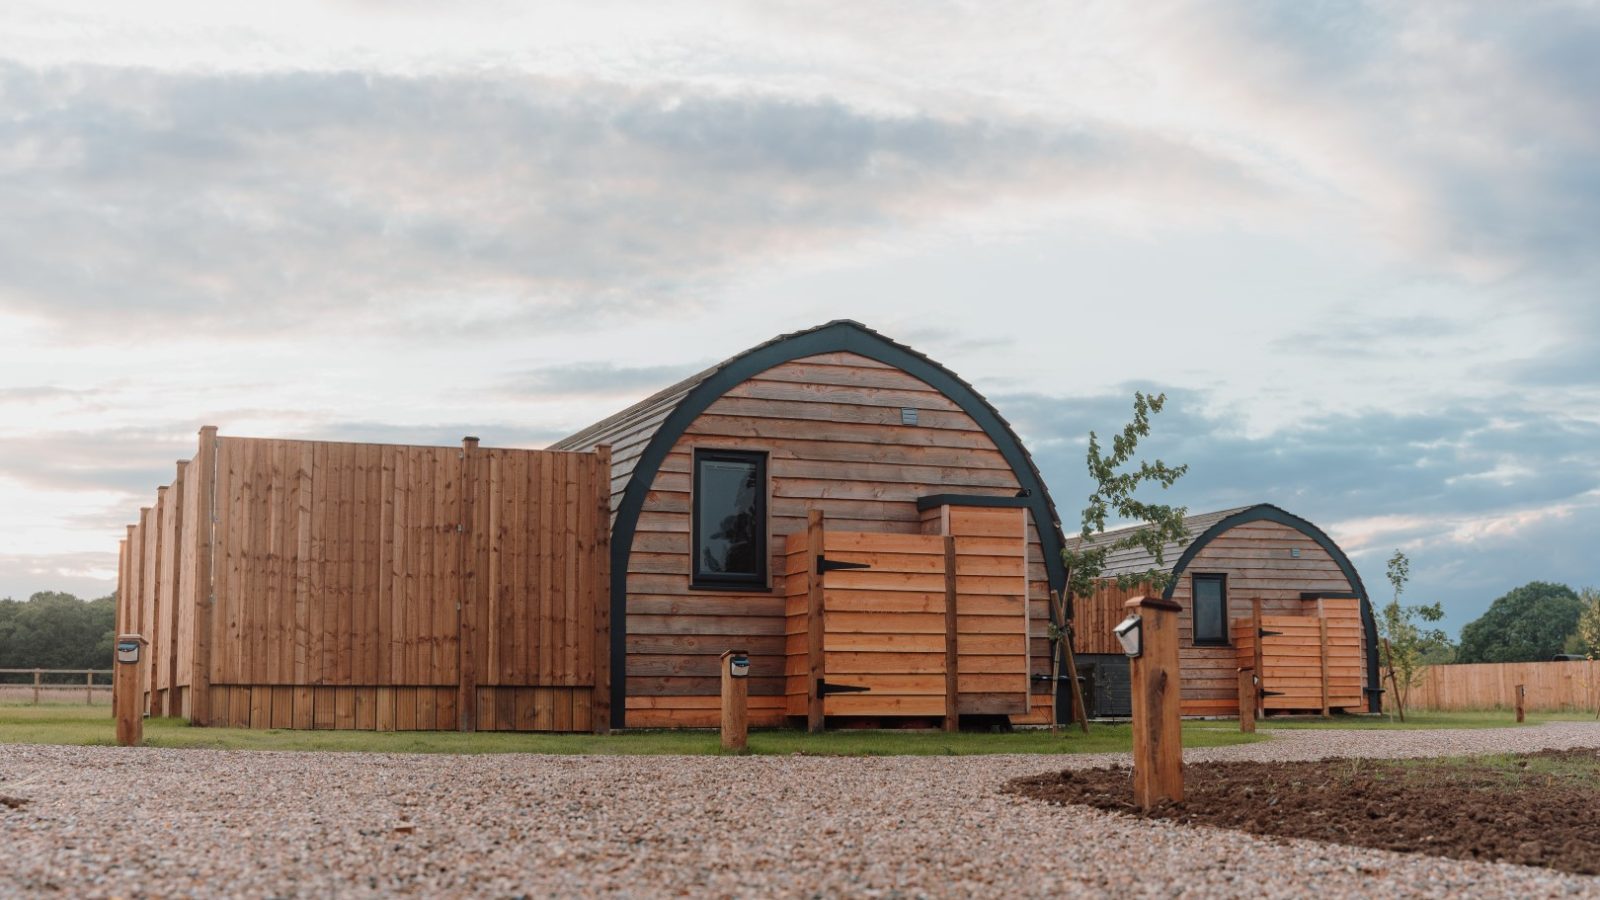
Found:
[4,723,1600,898]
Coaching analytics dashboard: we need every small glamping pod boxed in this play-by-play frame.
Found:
[551,320,1068,729]
[1070,504,1381,718]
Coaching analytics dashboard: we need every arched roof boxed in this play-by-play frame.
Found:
[553,319,1069,728]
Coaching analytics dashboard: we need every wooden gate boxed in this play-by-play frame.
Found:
[1234,597,1363,714]
[782,507,1030,727]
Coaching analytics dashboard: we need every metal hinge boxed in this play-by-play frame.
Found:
[818,679,870,696]
[816,555,871,574]
[457,524,465,533]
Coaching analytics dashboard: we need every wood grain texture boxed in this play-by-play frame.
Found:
[121,431,609,732]
[588,353,1052,722]
[1073,520,1365,717]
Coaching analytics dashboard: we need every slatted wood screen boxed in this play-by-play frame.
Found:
[783,507,1030,722]
[116,429,611,732]
[1234,599,1362,712]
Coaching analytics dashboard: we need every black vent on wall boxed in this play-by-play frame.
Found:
[901,407,918,426]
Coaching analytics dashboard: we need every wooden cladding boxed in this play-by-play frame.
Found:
[1234,598,1363,713]
[782,507,1030,723]
[1413,660,1600,713]
[606,352,1055,729]
[116,429,611,732]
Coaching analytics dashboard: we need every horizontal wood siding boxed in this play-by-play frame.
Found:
[1072,520,1363,716]
[618,352,1051,728]
[945,507,1030,715]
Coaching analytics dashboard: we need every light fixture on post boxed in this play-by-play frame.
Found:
[1114,613,1143,658]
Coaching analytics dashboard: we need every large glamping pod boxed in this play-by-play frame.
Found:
[1070,504,1382,718]
[551,320,1069,729]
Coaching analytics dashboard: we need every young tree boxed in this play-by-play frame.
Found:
[1576,587,1600,719]
[1049,392,1189,734]
[1376,550,1447,721]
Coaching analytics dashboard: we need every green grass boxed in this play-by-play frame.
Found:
[1369,749,1600,792]
[0,704,1260,756]
[1256,710,1598,730]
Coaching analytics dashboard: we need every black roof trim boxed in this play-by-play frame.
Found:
[602,319,1069,728]
[915,494,1033,512]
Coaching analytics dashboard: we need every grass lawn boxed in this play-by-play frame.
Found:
[1256,710,1598,730]
[1,704,1261,756]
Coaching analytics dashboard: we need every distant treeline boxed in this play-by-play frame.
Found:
[0,592,116,682]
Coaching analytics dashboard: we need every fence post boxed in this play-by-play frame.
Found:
[190,426,218,726]
[1237,667,1255,733]
[33,668,41,705]
[116,635,148,746]
[806,510,825,734]
[1515,683,1526,723]
[87,671,94,705]
[457,436,480,733]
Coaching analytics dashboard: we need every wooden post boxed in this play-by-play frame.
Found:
[1318,616,1331,718]
[165,460,186,719]
[190,426,218,726]
[943,535,959,733]
[458,436,480,733]
[592,444,613,734]
[806,510,825,734]
[720,649,749,752]
[1127,596,1183,811]
[1237,667,1255,733]
[32,668,41,705]
[1251,597,1264,719]
[1515,683,1526,723]
[115,635,148,746]
[86,671,94,705]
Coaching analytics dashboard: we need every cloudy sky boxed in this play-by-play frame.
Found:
[2,1,1596,636]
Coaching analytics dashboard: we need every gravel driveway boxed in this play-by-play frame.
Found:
[4,723,1600,898]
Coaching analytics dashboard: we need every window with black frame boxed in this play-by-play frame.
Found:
[691,449,768,589]
[1192,574,1229,645]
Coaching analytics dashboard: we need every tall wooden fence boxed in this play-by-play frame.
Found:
[116,427,611,732]
[1412,660,1600,713]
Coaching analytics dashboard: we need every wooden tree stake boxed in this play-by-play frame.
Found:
[1515,683,1526,723]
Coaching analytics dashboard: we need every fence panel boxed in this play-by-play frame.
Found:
[1413,660,1600,712]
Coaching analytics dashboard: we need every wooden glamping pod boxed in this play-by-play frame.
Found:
[551,320,1067,729]
[117,321,1071,731]
[1069,504,1381,719]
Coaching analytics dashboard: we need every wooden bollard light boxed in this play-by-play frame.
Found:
[114,634,148,747]
[1119,597,1183,811]
[721,649,750,752]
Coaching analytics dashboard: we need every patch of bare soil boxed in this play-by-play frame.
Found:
[1006,748,1600,876]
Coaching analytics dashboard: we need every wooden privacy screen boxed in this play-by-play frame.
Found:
[1234,597,1362,713]
[783,507,1030,724]
[1414,660,1600,712]
[115,428,611,732]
